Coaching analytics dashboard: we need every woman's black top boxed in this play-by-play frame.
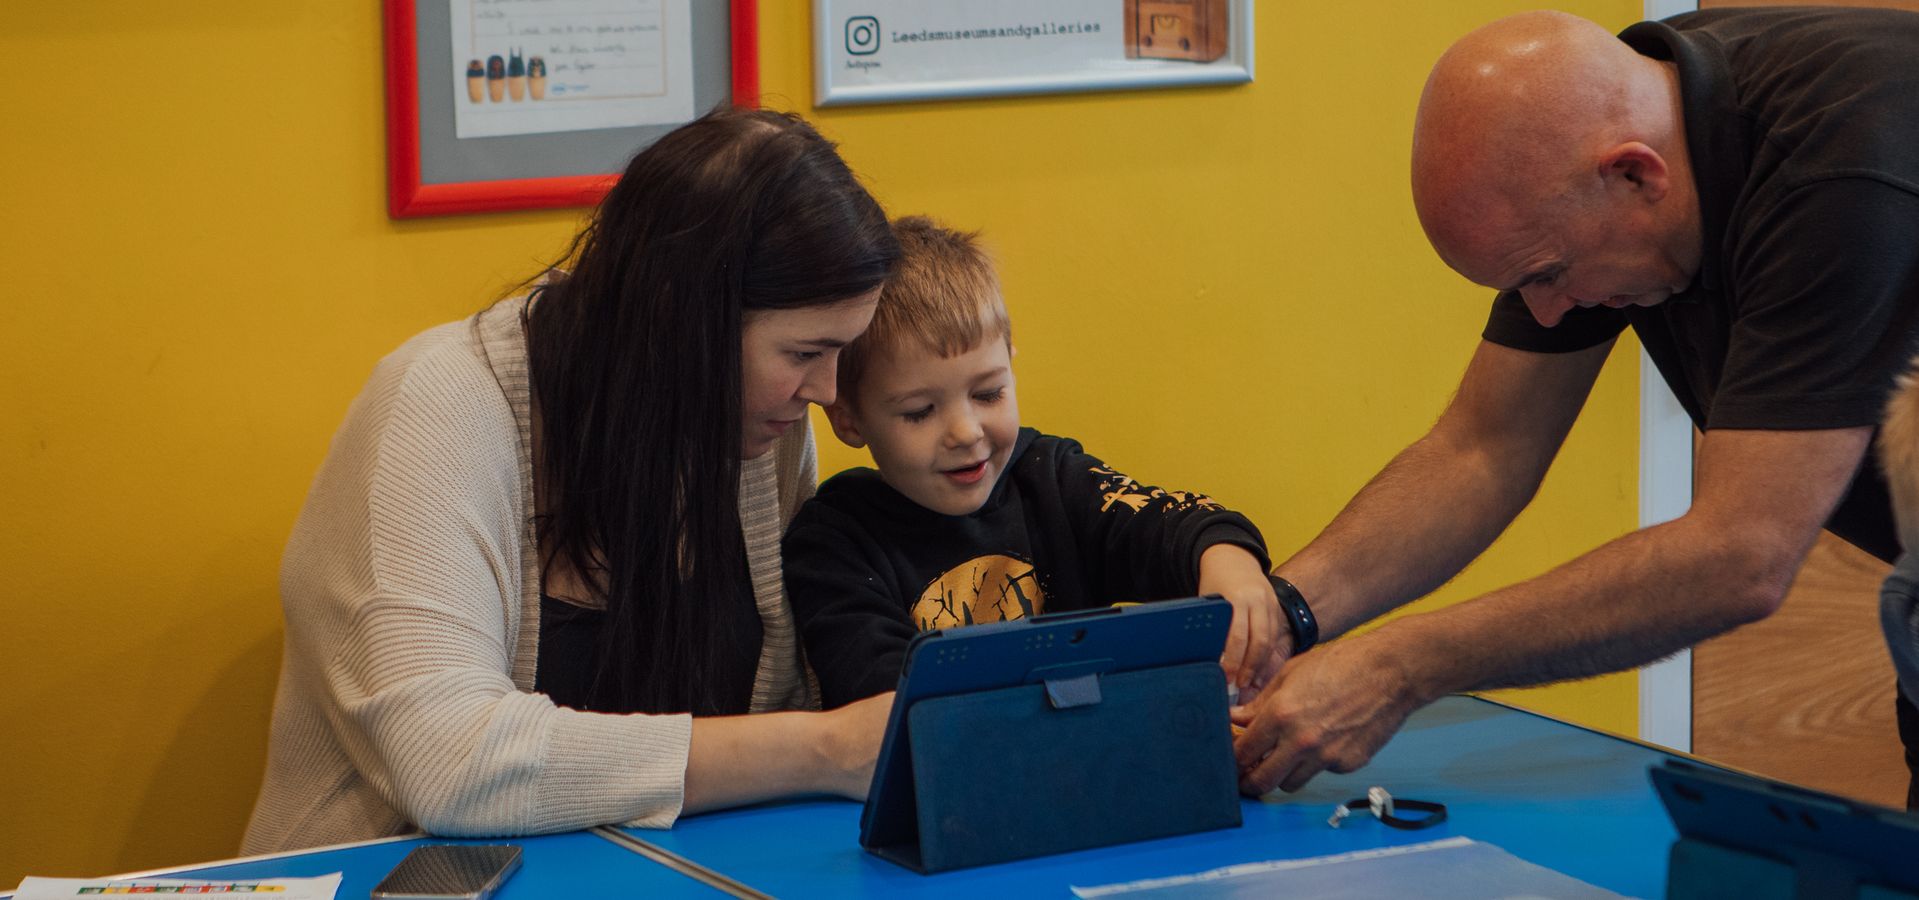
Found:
[535,593,762,716]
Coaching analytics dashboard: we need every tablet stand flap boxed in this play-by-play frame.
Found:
[899,660,1241,873]
[1044,673,1103,709]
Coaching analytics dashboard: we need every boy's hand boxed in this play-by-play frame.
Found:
[1198,543,1291,692]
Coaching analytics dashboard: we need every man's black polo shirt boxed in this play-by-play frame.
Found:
[1482,7,1919,564]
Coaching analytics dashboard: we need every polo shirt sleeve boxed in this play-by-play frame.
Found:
[1712,178,1919,429]
[1481,290,1629,353]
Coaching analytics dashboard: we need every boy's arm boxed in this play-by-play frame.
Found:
[1197,543,1288,690]
[1053,439,1270,596]
[783,508,919,710]
[1052,439,1282,687]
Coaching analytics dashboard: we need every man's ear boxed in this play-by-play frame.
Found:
[825,401,865,449]
[1599,142,1670,203]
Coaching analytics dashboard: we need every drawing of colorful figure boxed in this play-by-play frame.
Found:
[465,59,485,103]
[485,54,506,101]
[507,49,526,101]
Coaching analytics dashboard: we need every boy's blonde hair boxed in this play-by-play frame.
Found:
[1881,356,1919,555]
[837,216,1011,406]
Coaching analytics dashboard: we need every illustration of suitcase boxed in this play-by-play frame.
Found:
[1124,0,1229,63]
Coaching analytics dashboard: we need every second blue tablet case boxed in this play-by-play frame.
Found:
[859,597,1243,873]
[1651,759,1919,898]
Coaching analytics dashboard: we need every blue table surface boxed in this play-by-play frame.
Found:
[10,695,1682,899]
[621,695,1680,898]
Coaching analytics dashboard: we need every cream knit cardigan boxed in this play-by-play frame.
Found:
[241,298,819,854]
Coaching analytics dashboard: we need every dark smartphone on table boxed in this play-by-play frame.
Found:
[370,844,523,900]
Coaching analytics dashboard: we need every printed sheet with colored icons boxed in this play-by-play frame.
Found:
[9,874,339,898]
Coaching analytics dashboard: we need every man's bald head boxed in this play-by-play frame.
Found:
[1412,11,1682,276]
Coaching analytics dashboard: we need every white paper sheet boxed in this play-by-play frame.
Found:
[1071,837,1630,900]
[12,872,341,899]
[451,0,695,139]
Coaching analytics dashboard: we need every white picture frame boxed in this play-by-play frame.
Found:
[813,0,1254,107]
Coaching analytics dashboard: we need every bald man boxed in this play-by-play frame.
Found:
[1234,7,1919,806]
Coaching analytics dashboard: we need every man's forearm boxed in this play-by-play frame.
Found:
[1274,340,1610,640]
[1371,425,1872,701]
[1225,516,1790,799]
[1277,426,1544,638]
[1374,514,1806,703]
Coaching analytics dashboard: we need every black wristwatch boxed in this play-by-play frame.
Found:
[1268,574,1320,654]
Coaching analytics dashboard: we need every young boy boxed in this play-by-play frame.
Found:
[784,216,1299,709]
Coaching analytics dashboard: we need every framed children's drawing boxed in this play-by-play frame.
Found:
[383,0,758,218]
[813,0,1253,107]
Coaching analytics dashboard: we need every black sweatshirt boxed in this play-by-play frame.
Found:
[783,427,1270,708]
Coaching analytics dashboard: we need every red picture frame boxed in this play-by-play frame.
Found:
[382,0,759,218]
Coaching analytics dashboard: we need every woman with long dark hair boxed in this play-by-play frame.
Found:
[242,109,902,853]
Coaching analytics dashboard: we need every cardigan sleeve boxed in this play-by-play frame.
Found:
[279,338,694,837]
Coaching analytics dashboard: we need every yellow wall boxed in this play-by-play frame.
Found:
[0,0,1640,884]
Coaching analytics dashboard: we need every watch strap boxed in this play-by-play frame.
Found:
[1269,574,1320,654]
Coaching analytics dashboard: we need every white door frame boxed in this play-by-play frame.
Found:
[1636,0,1699,753]
[1638,348,1694,751]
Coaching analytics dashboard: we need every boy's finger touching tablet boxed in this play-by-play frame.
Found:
[1198,543,1284,688]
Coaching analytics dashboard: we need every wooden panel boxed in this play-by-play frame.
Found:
[1687,0,1918,813]
[1693,533,1905,806]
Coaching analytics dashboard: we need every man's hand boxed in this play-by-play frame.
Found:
[1231,631,1424,795]
[1198,543,1291,691]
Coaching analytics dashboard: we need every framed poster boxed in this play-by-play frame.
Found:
[814,0,1253,107]
[383,0,758,218]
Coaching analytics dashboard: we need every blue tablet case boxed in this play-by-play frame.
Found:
[859,597,1243,873]
[1650,759,1919,898]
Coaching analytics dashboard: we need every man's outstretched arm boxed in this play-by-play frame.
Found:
[1237,422,1872,795]
[1279,338,1613,640]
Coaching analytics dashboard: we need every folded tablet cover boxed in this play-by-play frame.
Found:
[860,598,1239,872]
[896,661,1241,872]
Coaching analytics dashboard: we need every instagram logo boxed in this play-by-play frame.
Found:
[845,16,880,55]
